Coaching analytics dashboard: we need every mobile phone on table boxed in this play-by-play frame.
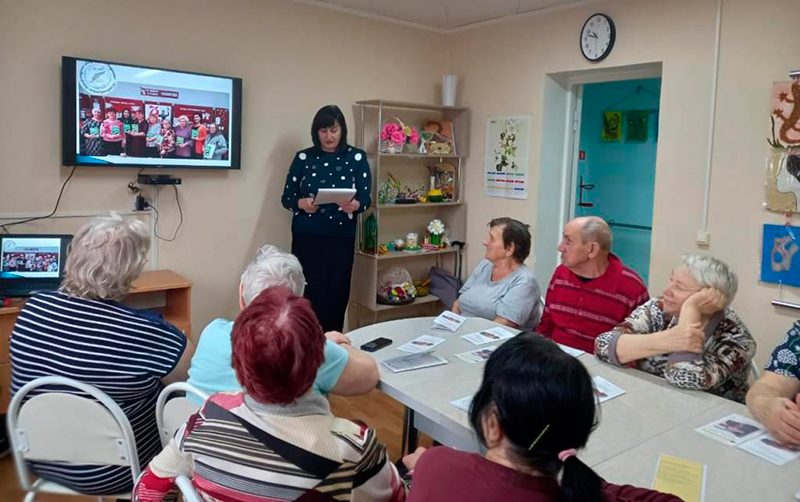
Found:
[361,337,392,352]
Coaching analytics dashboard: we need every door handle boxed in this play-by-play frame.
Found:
[579,175,595,208]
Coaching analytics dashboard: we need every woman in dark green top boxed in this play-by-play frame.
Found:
[281,105,371,331]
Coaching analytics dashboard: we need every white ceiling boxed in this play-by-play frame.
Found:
[293,0,593,32]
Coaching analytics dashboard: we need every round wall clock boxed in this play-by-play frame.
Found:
[580,13,616,62]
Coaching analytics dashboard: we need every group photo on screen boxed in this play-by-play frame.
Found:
[2,252,59,274]
[75,59,234,166]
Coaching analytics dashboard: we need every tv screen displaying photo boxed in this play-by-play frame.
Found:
[62,56,242,169]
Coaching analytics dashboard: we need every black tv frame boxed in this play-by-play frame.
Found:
[61,56,242,170]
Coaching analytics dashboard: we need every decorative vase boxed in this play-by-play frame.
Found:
[430,233,441,246]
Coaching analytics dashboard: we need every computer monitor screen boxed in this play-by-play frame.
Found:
[1,237,67,279]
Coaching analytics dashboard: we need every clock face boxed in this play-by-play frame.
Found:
[79,62,117,95]
[580,13,615,62]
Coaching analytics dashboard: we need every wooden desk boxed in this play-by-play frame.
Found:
[0,269,192,414]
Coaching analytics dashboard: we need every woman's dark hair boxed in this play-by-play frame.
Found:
[469,334,603,502]
[311,105,348,151]
[488,217,531,263]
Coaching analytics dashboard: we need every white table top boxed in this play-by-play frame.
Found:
[593,400,800,502]
[347,317,597,441]
[349,316,800,499]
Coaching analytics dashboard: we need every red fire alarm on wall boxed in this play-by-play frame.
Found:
[579,150,586,160]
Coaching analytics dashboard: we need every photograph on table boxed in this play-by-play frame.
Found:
[694,413,764,446]
[396,334,446,354]
[592,375,625,404]
[760,224,800,287]
[455,345,498,364]
[737,433,800,466]
[461,326,515,346]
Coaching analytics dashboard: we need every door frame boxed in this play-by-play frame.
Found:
[533,63,662,288]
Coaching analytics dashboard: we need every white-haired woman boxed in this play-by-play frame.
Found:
[186,244,378,401]
[595,254,755,403]
[9,213,194,495]
[174,114,193,158]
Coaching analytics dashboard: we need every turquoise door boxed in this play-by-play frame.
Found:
[575,78,660,286]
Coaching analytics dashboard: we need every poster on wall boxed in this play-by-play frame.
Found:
[765,150,800,213]
[484,114,531,199]
[761,223,800,287]
[768,81,800,149]
[602,111,622,141]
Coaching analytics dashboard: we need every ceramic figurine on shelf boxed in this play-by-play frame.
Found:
[419,131,434,154]
[406,232,420,250]
[378,243,389,255]
[394,238,405,251]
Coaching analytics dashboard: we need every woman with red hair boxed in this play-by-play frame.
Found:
[134,287,406,502]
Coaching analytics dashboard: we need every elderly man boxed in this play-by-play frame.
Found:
[537,217,649,353]
[188,245,379,399]
[746,322,800,445]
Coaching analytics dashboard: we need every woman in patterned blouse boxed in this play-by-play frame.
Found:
[157,118,176,158]
[595,254,756,403]
[746,323,800,445]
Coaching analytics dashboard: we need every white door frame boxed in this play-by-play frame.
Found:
[533,63,662,288]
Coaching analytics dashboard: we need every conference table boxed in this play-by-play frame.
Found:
[347,316,800,502]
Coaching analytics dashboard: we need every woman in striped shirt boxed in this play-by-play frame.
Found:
[134,287,406,502]
[10,213,193,495]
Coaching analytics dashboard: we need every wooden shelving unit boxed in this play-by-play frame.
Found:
[348,100,470,329]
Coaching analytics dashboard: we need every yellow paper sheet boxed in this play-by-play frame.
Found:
[652,454,706,502]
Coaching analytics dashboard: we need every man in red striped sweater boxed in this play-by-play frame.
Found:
[538,217,649,353]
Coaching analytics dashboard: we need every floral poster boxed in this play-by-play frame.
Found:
[484,114,531,199]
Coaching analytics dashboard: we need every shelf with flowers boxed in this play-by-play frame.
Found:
[350,99,469,326]
[380,119,421,154]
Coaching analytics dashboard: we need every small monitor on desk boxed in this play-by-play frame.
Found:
[0,234,72,297]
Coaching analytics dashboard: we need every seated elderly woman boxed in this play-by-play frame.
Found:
[187,244,378,401]
[134,287,406,501]
[746,321,800,446]
[404,334,682,502]
[452,217,542,330]
[595,254,755,403]
[10,213,193,495]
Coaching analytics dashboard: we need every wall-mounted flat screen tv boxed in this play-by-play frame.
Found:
[62,56,242,169]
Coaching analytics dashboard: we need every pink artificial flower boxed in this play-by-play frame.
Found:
[381,128,390,141]
[391,130,406,145]
[409,128,420,145]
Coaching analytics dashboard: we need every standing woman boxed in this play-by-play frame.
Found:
[126,109,148,158]
[144,111,162,158]
[80,108,104,156]
[158,118,176,158]
[121,108,133,156]
[191,113,208,159]
[100,108,124,156]
[281,105,371,332]
[174,115,193,158]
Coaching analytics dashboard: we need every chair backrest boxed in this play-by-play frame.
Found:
[6,376,140,493]
[156,382,209,447]
[176,474,203,502]
[749,360,762,384]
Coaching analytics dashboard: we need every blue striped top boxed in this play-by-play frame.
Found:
[10,291,187,495]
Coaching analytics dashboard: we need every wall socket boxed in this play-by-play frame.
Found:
[696,230,710,246]
[132,194,149,212]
